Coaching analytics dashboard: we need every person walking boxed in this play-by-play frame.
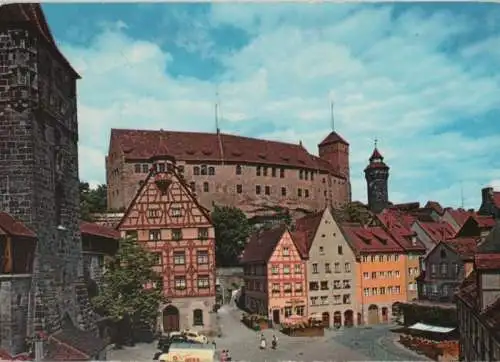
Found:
[226,350,232,361]
[271,334,278,349]
[259,333,267,350]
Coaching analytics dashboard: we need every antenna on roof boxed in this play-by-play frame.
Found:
[374,138,378,149]
[215,86,220,134]
[330,100,335,131]
[460,181,464,209]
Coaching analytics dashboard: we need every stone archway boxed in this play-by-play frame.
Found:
[162,305,180,333]
[344,310,354,327]
[381,307,389,323]
[367,304,379,325]
[333,311,342,328]
[322,312,330,328]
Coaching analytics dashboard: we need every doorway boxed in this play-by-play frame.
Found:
[367,304,379,325]
[162,305,180,332]
[381,307,389,323]
[344,310,354,327]
[322,312,330,328]
[272,309,280,324]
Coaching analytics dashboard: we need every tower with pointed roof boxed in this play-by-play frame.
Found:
[364,142,390,213]
[0,3,96,355]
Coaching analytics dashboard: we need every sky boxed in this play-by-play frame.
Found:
[42,2,500,209]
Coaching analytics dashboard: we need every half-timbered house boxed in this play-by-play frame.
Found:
[117,160,216,334]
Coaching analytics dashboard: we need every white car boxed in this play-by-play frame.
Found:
[182,329,209,344]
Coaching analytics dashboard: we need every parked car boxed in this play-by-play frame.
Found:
[182,329,209,344]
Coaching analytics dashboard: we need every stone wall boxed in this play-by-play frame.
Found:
[0,22,95,354]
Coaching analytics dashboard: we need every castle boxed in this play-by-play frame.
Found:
[107,129,351,219]
[0,3,98,357]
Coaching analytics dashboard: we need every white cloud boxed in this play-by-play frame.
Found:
[58,3,500,210]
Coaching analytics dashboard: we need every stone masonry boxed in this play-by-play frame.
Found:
[0,5,96,355]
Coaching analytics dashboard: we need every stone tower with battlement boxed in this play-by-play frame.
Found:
[0,3,95,355]
[364,145,390,214]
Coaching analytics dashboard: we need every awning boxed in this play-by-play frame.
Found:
[408,322,455,334]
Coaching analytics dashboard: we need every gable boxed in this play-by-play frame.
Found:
[425,242,459,263]
[456,217,479,237]
[269,230,301,262]
[118,166,211,229]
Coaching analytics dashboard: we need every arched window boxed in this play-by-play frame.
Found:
[208,167,215,176]
[193,309,203,326]
[200,165,207,175]
[193,166,200,175]
[203,182,209,192]
[235,165,242,175]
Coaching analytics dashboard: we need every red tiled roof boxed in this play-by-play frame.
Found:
[240,224,287,263]
[111,129,345,178]
[416,220,455,243]
[425,201,444,215]
[290,230,309,259]
[318,131,349,146]
[446,208,475,229]
[474,215,496,228]
[0,3,79,78]
[391,202,421,212]
[0,212,36,238]
[340,224,404,254]
[369,148,383,161]
[444,237,478,260]
[364,147,389,171]
[294,210,324,251]
[377,209,426,253]
[475,253,500,270]
[80,221,120,240]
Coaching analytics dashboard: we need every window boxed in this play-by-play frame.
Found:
[304,189,309,198]
[372,287,378,295]
[343,280,351,289]
[362,256,368,262]
[280,168,285,178]
[312,263,318,274]
[440,249,447,259]
[173,251,185,265]
[235,165,242,175]
[333,295,341,304]
[343,294,351,304]
[284,283,292,292]
[203,182,209,192]
[283,247,289,256]
[431,264,437,275]
[200,165,207,175]
[394,255,400,262]
[193,309,203,326]
[172,229,182,240]
[299,170,303,179]
[142,164,149,173]
[126,230,138,240]
[325,263,331,273]
[395,271,400,278]
[208,167,215,176]
[378,255,384,262]
[371,255,376,262]
[149,230,160,241]
[344,262,351,272]
[310,296,318,305]
[158,163,166,172]
[135,164,141,173]
[309,282,319,291]
[256,166,261,176]
[149,209,160,218]
[265,186,270,195]
[453,263,459,275]
[197,275,210,289]
[256,185,261,194]
[320,296,328,305]
[281,187,287,196]
[235,184,243,194]
[333,280,341,289]
[363,272,369,279]
[171,207,181,217]
[294,282,302,292]
[153,252,162,265]
[263,167,268,176]
[386,255,392,262]
[284,306,292,317]
[272,168,277,177]
[298,188,302,197]
[380,287,386,295]
[283,265,290,274]
[272,283,280,293]
[294,264,301,274]
[197,250,209,264]
[371,272,377,279]
[189,182,195,192]
[193,166,200,175]
[338,245,343,255]
[395,286,401,294]
[271,265,279,274]
[319,246,324,254]
[174,276,186,290]
[440,263,448,275]
[198,228,209,240]
[177,165,184,174]
[334,262,340,273]
[387,271,393,278]
[295,306,304,316]
[320,281,328,290]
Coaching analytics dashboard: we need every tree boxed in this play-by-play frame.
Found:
[211,205,251,267]
[80,182,108,221]
[335,202,373,225]
[91,236,166,343]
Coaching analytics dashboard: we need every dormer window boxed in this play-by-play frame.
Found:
[411,236,417,246]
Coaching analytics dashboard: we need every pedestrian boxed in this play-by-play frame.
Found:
[220,349,227,362]
[272,334,278,349]
[226,350,232,361]
[259,333,267,349]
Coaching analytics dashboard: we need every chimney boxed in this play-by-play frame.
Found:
[482,187,494,204]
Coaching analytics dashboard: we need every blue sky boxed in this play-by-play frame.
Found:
[42,2,500,209]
